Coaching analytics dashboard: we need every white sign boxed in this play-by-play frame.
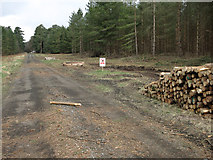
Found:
[99,58,106,67]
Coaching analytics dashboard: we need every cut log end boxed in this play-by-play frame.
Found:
[143,63,213,116]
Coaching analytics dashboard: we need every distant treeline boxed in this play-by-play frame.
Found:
[3,2,213,57]
[1,26,25,55]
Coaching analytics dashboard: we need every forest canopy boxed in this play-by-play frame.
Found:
[2,2,213,57]
[1,26,25,55]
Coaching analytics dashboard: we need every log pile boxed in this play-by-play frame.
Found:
[142,63,213,115]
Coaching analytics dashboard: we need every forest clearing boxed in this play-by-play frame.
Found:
[2,53,212,158]
[1,1,212,159]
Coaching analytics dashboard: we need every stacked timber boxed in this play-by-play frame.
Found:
[142,63,213,115]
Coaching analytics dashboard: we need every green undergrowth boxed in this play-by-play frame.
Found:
[119,55,212,70]
[173,56,211,66]
[41,59,64,65]
[95,84,113,93]
[2,54,26,93]
[117,81,130,88]
[87,69,133,78]
[1,54,25,79]
[36,53,211,72]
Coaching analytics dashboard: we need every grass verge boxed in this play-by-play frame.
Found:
[41,59,64,65]
[95,84,113,93]
[36,53,211,72]
[87,69,134,78]
[1,53,26,94]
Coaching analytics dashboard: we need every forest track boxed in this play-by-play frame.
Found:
[2,53,212,158]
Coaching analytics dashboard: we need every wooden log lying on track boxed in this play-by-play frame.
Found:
[50,101,82,106]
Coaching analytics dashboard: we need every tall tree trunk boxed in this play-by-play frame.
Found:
[80,31,82,54]
[152,1,156,56]
[211,9,213,56]
[141,14,144,54]
[211,15,213,56]
[40,41,43,53]
[134,5,138,55]
[187,18,190,53]
[82,33,83,53]
[72,40,74,53]
[196,12,200,56]
[183,12,187,56]
[176,3,182,56]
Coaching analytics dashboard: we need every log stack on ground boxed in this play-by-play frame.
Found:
[142,63,213,115]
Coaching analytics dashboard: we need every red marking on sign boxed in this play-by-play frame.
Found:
[101,59,104,64]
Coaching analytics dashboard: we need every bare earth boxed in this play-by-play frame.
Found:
[2,54,212,158]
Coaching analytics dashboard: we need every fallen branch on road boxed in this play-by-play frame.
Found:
[50,101,81,107]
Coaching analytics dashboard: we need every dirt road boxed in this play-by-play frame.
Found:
[2,54,212,158]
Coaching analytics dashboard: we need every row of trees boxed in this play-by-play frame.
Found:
[30,2,212,57]
[1,26,25,55]
[25,24,71,53]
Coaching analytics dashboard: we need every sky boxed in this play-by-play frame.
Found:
[0,0,89,42]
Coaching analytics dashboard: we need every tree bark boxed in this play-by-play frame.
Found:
[176,3,182,56]
[141,14,144,54]
[134,5,138,56]
[183,11,187,56]
[40,41,43,53]
[80,32,82,54]
[152,1,156,56]
[187,18,190,53]
[196,12,200,56]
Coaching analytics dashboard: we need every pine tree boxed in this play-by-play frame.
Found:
[68,9,84,54]
[27,2,213,57]
[1,26,18,55]
[14,27,25,52]
[152,1,156,56]
[33,24,47,53]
